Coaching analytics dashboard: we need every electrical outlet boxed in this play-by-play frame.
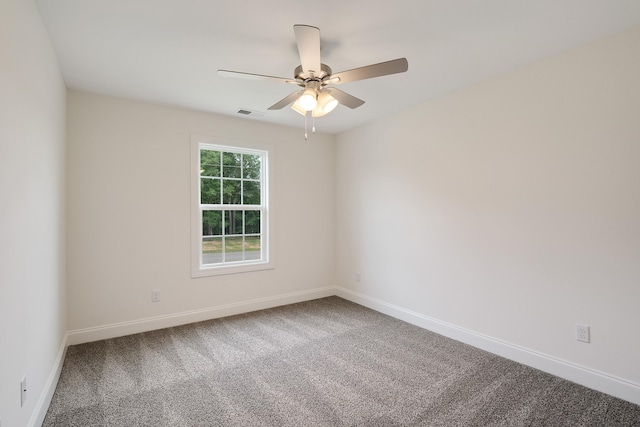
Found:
[576,324,590,343]
[20,376,27,407]
[151,290,160,302]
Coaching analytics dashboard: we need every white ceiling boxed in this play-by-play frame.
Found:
[36,0,640,135]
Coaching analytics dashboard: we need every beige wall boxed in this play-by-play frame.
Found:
[66,92,335,334]
[0,0,67,425]
[5,2,639,419]
[336,27,640,401]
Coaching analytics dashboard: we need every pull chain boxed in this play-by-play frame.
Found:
[304,112,308,140]
[312,115,316,134]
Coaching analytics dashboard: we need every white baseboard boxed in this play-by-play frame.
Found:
[67,286,336,346]
[30,332,68,427]
[335,286,640,406]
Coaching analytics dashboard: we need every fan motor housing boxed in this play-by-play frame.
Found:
[294,63,332,82]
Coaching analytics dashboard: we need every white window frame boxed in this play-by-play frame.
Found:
[191,135,274,277]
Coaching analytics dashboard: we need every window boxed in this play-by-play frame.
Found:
[191,137,272,277]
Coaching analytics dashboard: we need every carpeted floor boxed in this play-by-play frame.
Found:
[43,297,640,426]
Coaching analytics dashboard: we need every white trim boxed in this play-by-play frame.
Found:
[29,332,69,427]
[335,286,640,406]
[67,286,335,346]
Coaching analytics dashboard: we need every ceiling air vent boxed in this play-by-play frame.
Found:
[236,109,265,117]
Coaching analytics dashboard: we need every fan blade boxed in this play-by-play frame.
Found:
[218,69,300,85]
[327,88,365,109]
[331,58,408,84]
[293,25,321,75]
[268,91,304,110]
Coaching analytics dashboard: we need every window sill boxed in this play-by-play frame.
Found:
[191,261,275,278]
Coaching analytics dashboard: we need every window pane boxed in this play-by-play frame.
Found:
[222,179,241,204]
[201,178,220,204]
[224,236,243,262]
[200,150,221,177]
[225,210,243,235]
[202,211,222,236]
[243,154,261,179]
[194,142,268,275]
[244,236,261,260]
[222,152,241,178]
[202,237,222,265]
[245,210,260,234]
[243,181,260,205]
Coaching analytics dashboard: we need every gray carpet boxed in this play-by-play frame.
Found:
[43,297,640,426]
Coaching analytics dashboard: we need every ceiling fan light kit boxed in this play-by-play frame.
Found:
[291,88,339,126]
[218,24,408,138]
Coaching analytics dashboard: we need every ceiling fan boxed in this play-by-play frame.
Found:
[218,24,408,135]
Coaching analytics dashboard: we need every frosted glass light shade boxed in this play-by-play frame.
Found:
[291,98,307,116]
[299,88,317,111]
[312,91,339,117]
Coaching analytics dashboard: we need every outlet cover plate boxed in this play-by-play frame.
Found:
[576,323,590,343]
